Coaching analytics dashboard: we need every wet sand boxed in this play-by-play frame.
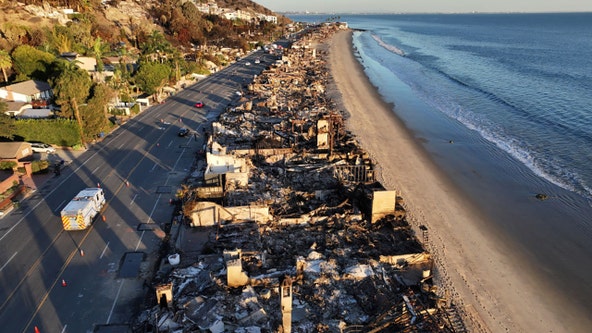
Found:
[327,30,589,333]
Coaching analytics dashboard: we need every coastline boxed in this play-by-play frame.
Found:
[326,29,588,333]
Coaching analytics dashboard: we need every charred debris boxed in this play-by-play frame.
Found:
[135,24,467,333]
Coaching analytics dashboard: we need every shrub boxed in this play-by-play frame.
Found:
[130,103,140,114]
[0,161,17,170]
[31,160,50,174]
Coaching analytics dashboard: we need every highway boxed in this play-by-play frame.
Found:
[0,48,276,332]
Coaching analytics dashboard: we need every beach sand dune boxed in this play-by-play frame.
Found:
[327,30,587,333]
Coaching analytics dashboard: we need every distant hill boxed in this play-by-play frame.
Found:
[0,0,291,55]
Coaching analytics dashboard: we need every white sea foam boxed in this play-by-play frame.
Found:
[358,28,592,202]
[427,93,588,199]
[371,34,405,57]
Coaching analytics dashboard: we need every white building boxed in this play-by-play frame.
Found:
[194,1,276,24]
[223,9,252,21]
[257,14,277,24]
[0,80,53,103]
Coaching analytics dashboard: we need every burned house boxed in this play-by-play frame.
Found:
[134,23,467,333]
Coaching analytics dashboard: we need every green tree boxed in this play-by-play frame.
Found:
[141,30,175,59]
[54,32,73,54]
[50,60,92,146]
[27,27,49,48]
[0,49,11,82]
[66,19,94,54]
[0,23,28,48]
[0,113,16,140]
[86,36,110,72]
[11,45,55,81]
[134,61,171,96]
[81,83,114,140]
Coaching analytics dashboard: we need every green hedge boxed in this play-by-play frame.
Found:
[14,118,81,147]
[31,160,50,174]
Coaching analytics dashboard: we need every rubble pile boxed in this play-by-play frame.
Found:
[134,23,467,333]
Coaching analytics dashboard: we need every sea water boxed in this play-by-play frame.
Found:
[290,13,592,319]
[294,13,592,203]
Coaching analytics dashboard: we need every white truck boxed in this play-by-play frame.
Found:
[60,188,105,230]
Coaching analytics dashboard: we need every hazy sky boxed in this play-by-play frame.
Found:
[253,0,592,13]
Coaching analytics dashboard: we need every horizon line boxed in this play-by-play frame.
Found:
[281,10,592,15]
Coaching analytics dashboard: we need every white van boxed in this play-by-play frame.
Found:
[30,143,56,154]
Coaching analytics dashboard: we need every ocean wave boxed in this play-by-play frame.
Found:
[407,72,592,200]
[403,61,592,199]
[356,30,592,202]
[451,106,592,201]
[371,34,405,57]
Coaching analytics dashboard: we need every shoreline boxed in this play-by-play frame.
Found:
[326,29,586,333]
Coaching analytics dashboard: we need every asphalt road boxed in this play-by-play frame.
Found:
[0,48,277,332]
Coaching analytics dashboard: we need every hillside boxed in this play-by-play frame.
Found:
[0,0,291,57]
[0,0,294,146]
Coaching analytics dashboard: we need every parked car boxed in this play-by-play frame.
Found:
[194,101,204,108]
[178,128,190,137]
[30,143,56,154]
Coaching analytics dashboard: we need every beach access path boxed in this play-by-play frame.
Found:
[326,30,586,333]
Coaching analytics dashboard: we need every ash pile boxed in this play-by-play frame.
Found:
[134,23,467,333]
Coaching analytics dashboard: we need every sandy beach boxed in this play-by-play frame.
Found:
[326,30,589,333]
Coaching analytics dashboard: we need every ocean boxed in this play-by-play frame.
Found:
[289,13,592,318]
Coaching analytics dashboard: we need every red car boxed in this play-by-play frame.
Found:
[194,101,204,108]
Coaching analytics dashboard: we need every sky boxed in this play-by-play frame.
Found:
[253,0,592,13]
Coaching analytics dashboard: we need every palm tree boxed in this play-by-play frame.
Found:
[87,36,110,72]
[0,49,12,83]
[142,30,174,62]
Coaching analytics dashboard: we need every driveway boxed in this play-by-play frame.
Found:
[29,148,87,188]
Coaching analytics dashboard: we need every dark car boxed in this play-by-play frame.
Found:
[194,101,204,108]
[178,128,190,137]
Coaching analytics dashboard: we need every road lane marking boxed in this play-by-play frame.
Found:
[118,142,125,149]
[11,65,236,328]
[99,242,110,259]
[108,135,191,323]
[54,199,66,213]
[61,324,67,333]
[0,128,134,326]
[92,165,100,173]
[0,252,17,272]
[130,194,138,206]
[0,229,65,314]
[106,280,125,324]
[0,140,108,243]
[5,90,203,328]
[18,229,82,332]
[109,144,190,319]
